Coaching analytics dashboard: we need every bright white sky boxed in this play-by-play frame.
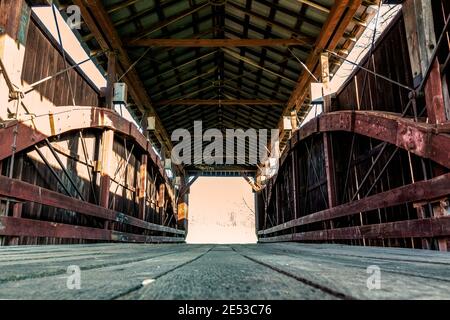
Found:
[186,177,257,244]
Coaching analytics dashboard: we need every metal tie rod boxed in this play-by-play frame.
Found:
[44,139,86,201]
[326,50,414,91]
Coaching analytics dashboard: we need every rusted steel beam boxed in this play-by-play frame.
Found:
[259,173,450,236]
[127,38,308,47]
[0,217,184,243]
[155,99,285,106]
[288,111,450,169]
[259,216,450,242]
[262,110,450,209]
[0,175,185,235]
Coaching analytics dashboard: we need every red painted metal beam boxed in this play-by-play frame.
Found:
[284,110,450,169]
[0,175,184,235]
[259,173,450,236]
[0,107,149,161]
[262,110,450,212]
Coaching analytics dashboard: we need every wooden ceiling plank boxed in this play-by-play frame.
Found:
[127,38,308,47]
[155,99,285,106]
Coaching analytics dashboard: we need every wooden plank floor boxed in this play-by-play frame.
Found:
[0,243,449,300]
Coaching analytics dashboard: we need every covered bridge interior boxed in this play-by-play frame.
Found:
[0,0,449,299]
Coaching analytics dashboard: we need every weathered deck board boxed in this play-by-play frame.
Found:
[234,244,450,299]
[0,243,449,300]
[122,246,338,300]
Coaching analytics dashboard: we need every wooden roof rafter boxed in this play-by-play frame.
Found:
[72,0,174,156]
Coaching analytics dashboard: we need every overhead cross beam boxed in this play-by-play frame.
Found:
[155,99,285,106]
[126,38,310,47]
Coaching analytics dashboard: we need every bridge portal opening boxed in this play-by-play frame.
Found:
[186,177,257,244]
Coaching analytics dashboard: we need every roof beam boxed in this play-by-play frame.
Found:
[150,67,217,98]
[227,1,317,40]
[127,1,210,42]
[126,38,309,47]
[155,99,285,106]
[284,0,362,116]
[72,0,174,157]
[223,48,297,85]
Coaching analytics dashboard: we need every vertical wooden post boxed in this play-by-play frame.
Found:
[403,0,437,86]
[291,151,298,220]
[425,59,447,124]
[320,52,331,96]
[414,204,431,249]
[99,130,114,228]
[157,183,166,225]
[138,154,148,221]
[105,51,117,109]
[433,200,449,251]
[177,195,188,231]
[323,133,337,209]
[10,156,24,245]
[320,52,336,230]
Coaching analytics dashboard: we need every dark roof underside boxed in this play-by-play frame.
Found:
[57,0,377,172]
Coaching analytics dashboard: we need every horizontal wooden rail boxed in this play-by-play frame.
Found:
[258,173,450,236]
[259,216,450,242]
[0,175,184,236]
[0,217,184,243]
